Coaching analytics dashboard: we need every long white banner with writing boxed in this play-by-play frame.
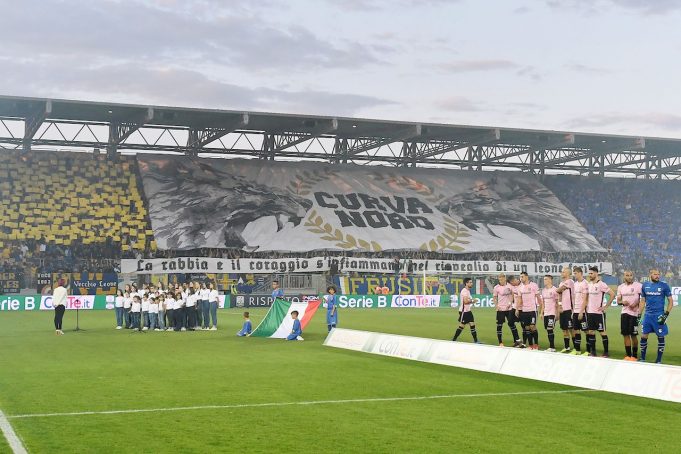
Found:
[122,257,612,275]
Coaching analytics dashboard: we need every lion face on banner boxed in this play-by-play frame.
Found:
[141,158,312,250]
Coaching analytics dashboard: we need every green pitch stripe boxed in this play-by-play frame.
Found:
[251,299,292,337]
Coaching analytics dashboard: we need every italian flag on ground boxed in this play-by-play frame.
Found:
[250,298,322,338]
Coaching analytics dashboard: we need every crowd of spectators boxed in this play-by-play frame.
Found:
[0,150,152,288]
[5,150,676,289]
[1,238,119,290]
[545,175,681,280]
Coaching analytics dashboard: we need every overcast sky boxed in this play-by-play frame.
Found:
[1,0,681,137]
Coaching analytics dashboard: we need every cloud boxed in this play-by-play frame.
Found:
[564,112,681,132]
[0,0,380,71]
[322,0,460,11]
[509,101,549,111]
[564,63,613,74]
[434,95,482,112]
[546,0,681,15]
[515,66,543,81]
[608,0,681,14]
[438,59,543,81]
[0,60,394,116]
[439,59,520,73]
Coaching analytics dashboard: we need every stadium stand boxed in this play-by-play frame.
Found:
[1,150,673,289]
[0,150,154,280]
[545,175,681,279]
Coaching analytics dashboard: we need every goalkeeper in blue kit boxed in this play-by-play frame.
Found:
[639,269,674,363]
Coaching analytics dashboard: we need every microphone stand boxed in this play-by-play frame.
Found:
[74,306,84,331]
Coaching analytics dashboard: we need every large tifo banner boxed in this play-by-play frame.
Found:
[122,256,612,275]
[137,156,603,253]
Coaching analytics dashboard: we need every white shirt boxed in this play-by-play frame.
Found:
[208,289,219,303]
[165,298,176,310]
[115,296,124,308]
[141,299,150,312]
[149,302,159,314]
[53,286,67,307]
[123,297,132,309]
[131,301,141,313]
[200,289,210,300]
[185,294,196,307]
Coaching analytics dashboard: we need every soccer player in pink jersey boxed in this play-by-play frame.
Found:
[586,266,615,357]
[515,272,541,350]
[540,275,560,352]
[452,278,480,343]
[616,270,643,361]
[493,273,522,347]
[555,267,575,353]
[570,266,590,355]
[508,276,527,348]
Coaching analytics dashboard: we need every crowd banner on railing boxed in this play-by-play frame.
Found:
[71,272,118,295]
[122,257,613,275]
[336,275,488,295]
[324,328,681,404]
[138,156,604,253]
[0,272,21,294]
[37,272,52,294]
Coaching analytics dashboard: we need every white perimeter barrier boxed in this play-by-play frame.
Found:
[323,328,681,404]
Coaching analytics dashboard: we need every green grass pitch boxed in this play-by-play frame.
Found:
[0,308,680,453]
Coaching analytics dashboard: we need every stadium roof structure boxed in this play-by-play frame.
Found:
[1,94,681,178]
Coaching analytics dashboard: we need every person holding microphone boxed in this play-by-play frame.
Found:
[53,279,67,335]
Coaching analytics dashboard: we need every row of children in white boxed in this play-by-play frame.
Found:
[114,282,220,331]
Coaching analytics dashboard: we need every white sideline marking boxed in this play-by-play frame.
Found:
[0,409,28,454]
[8,389,596,419]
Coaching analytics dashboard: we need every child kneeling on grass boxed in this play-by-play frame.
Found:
[286,311,303,341]
[237,312,252,337]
